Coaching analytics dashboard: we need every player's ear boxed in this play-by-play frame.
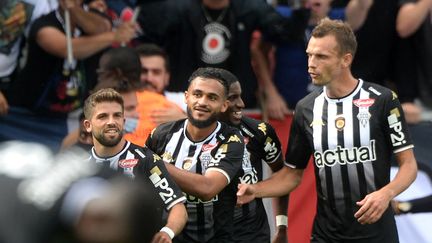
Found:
[221,100,229,113]
[342,52,353,68]
[83,119,92,133]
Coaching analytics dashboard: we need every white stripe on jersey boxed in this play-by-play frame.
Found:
[359,86,376,192]
[313,93,327,199]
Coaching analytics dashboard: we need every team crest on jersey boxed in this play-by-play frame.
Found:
[182,157,194,170]
[357,111,371,127]
[353,98,375,108]
[258,123,267,135]
[334,115,345,131]
[118,159,138,168]
[162,151,174,163]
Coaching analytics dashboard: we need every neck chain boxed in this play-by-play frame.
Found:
[201,5,228,23]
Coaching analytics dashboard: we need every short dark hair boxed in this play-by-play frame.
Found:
[187,67,230,97]
[219,69,239,88]
[95,47,143,93]
[312,18,357,58]
[134,43,170,71]
[83,88,124,120]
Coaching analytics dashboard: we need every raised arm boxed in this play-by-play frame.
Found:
[396,0,432,37]
[345,0,374,31]
[35,21,135,59]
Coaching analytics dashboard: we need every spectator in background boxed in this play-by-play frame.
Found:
[271,0,373,110]
[0,0,54,115]
[393,0,432,123]
[136,0,309,119]
[127,43,187,145]
[0,0,136,151]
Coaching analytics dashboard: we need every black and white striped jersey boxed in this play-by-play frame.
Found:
[89,141,186,210]
[233,116,284,242]
[286,79,413,241]
[146,119,244,243]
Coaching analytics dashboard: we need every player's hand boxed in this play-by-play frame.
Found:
[354,189,392,224]
[0,91,9,115]
[236,184,256,206]
[151,104,186,125]
[113,21,137,44]
[272,226,288,243]
[151,231,172,243]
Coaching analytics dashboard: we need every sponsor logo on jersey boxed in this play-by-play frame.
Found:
[310,119,325,127]
[258,123,267,135]
[368,87,381,96]
[240,167,258,184]
[149,166,177,205]
[264,137,279,161]
[153,154,161,163]
[202,143,218,152]
[391,91,398,100]
[206,144,227,167]
[185,193,218,204]
[388,109,407,147]
[228,134,241,143]
[353,98,375,108]
[134,149,146,158]
[314,140,376,168]
[240,125,255,138]
[118,159,138,168]
[335,115,345,131]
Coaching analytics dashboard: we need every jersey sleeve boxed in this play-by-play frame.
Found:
[382,90,414,153]
[285,105,313,169]
[260,122,284,165]
[137,150,186,211]
[206,132,244,184]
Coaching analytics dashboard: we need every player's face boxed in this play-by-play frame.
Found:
[121,91,139,119]
[84,102,124,147]
[140,55,170,94]
[220,82,244,126]
[306,35,344,86]
[185,77,228,128]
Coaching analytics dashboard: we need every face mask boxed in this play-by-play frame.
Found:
[124,117,139,133]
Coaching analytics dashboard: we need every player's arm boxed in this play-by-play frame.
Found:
[165,163,230,201]
[35,21,135,59]
[268,158,289,243]
[396,0,432,37]
[153,203,187,243]
[146,154,187,241]
[65,0,111,34]
[355,149,417,224]
[237,166,303,205]
[345,0,374,31]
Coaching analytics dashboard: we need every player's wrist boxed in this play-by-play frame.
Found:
[276,215,288,227]
[160,226,175,239]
